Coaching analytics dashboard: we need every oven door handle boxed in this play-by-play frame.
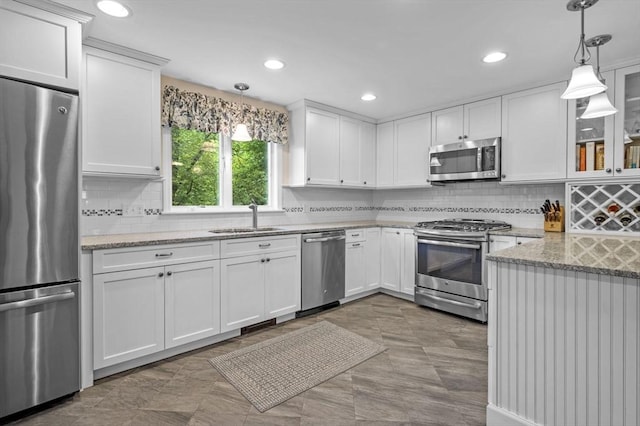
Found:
[417,239,481,250]
[418,290,482,310]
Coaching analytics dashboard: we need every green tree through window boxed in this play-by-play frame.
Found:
[171,127,270,207]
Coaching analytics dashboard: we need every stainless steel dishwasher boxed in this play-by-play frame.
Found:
[299,230,346,315]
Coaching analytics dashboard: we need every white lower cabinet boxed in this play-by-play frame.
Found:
[165,260,220,349]
[220,235,301,333]
[346,241,366,297]
[381,228,415,294]
[364,228,381,290]
[488,235,541,253]
[93,267,165,369]
[346,228,381,298]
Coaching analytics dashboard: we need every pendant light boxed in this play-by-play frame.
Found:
[231,83,252,141]
[560,0,607,100]
[581,34,617,119]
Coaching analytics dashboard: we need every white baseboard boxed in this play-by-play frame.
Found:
[486,404,539,426]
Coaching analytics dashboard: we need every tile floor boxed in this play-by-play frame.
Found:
[11,293,488,425]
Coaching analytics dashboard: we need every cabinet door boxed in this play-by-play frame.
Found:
[376,122,395,187]
[394,113,431,186]
[220,255,265,332]
[465,97,501,141]
[264,251,301,318]
[567,71,615,179]
[380,229,401,291]
[305,108,340,185]
[614,65,640,178]
[501,83,568,182]
[0,3,81,90]
[515,236,540,246]
[345,242,366,297]
[488,236,517,253]
[165,260,220,349]
[93,267,165,369]
[432,106,464,146]
[400,230,416,295]
[339,116,362,186]
[360,122,376,187]
[83,48,161,176]
[364,228,381,290]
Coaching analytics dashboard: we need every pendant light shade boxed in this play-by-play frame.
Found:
[231,123,252,141]
[232,82,252,142]
[561,64,607,99]
[580,91,617,119]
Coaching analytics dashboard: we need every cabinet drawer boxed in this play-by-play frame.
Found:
[221,235,300,258]
[93,241,220,274]
[345,229,366,243]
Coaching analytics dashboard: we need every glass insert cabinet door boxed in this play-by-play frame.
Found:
[416,240,483,286]
[567,70,615,179]
[614,64,640,177]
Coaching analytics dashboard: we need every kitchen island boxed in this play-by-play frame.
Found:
[486,233,640,426]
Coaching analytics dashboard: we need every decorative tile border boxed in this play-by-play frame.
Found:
[82,209,123,216]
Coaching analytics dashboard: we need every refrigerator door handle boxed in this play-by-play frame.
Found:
[0,291,75,313]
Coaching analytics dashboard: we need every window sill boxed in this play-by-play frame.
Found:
[161,207,285,216]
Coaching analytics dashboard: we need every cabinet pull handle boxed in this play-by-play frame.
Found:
[517,241,522,245]
[155,166,160,171]
[340,179,344,183]
[258,243,271,248]
[605,168,612,173]
[307,177,311,181]
[616,168,622,173]
[155,252,173,258]
[266,258,271,262]
[363,181,367,185]
[458,136,463,140]
[167,271,172,276]
[261,259,265,263]
[351,233,360,237]
[352,243,360,247]
[463,135,468,139]
[396,231,400,235]
[158,272,164,277]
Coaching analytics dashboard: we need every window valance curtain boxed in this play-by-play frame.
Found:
[161,85,289,144]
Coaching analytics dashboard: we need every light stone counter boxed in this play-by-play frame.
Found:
[486,232,640,279]
[81,221,417,250]
[487,227,546,238]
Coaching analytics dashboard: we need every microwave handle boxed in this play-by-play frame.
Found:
[477,147,483,172]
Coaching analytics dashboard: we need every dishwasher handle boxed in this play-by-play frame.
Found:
[304,235,346,243]
[0,291,75,313]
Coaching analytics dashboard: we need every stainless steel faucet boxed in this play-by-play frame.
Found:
[248,201,258,229]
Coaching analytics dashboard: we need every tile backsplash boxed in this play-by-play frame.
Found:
[81,177,564,235]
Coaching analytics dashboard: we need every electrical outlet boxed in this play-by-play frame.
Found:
[123,204,145,217]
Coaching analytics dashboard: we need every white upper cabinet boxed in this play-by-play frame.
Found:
[305,108,341,185]
[376,114,431,188]
[501,82,568,183]
[288,101,375,188]
[82,40,168,177]
[613,65,640,179]
[567,70,616,180]
[0,1,89,91]
[395,114,431,186]
[431,97,501,146]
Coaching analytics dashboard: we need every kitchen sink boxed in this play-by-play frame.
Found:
[209,227,281,234]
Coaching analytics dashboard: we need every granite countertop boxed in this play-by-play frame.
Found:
[81,221,416,250]
[488,227,546,238]
[487,233,640,279]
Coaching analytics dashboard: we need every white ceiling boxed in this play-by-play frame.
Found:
[54,0,640,121]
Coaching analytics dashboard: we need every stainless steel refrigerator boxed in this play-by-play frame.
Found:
[0,77,80,418]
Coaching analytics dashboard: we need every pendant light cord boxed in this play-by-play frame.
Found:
[573,5,592,65]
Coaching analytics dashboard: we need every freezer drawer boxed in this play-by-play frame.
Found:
[0,282,79,418]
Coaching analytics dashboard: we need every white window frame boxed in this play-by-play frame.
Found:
[161,127,282,214]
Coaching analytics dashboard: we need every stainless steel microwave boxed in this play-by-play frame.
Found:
[428,137,500,182]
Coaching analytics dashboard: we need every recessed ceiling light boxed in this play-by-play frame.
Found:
[264,59,285,70]
[96,0,131,18]
[482,51,507,63]
[361,93,376,101]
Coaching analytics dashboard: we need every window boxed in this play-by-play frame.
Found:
[165,127,277,211]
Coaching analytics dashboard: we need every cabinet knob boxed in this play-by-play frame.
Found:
[490,239,495,242]
[340,179,344,183]
[458,136,463,140]
[517,241,522,245]
[501,174,506,179]
[605,168,612,173]
[167,271,172,276]
[307,177,311,181]
[363,181,367,185]
[396,231,400,235]
[463,135,468,139]
[158,272,164,277]
[266,258,271,262]
[616,168,622,173]
[155,166,160,171]
[261,258,265,263]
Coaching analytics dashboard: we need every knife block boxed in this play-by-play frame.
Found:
[544,206,565,232]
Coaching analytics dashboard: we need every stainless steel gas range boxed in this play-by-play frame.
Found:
[413,219,511,322]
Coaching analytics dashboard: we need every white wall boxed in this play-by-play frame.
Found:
[81,177,563,235]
